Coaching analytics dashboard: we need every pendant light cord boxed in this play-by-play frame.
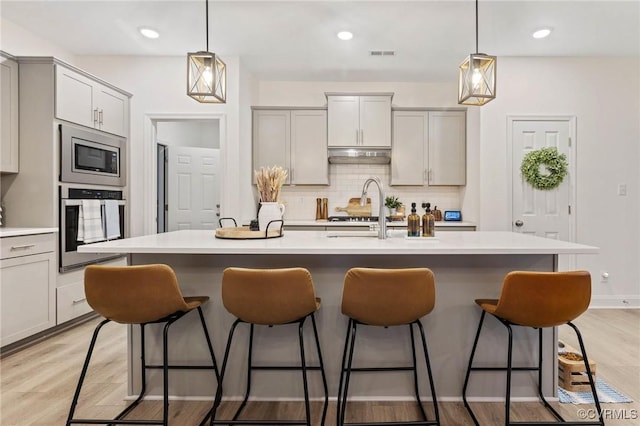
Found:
[205,0,209,52]
[475,0,479,54]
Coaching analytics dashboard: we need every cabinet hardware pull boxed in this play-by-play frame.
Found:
[93,108,99,124]
[424,169,427,182]
[10,244,35,250]
[355,129,359,145]
[429,169,433,182]
[360,129,363,145]
[99,109,104,125]
[72,298,87,305]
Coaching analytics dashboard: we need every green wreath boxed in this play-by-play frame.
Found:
[520,147,568,190]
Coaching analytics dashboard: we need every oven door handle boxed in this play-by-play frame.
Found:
[62,199,126,207]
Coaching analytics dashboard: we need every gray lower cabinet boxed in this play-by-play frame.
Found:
[0,233,56,347]
[252,108,328,185]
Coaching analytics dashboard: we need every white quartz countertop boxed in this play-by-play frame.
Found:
[78,230,598,256]
[285,220,476,227]
[0,227,58,238]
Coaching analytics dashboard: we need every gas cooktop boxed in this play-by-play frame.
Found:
[327,216,404,222]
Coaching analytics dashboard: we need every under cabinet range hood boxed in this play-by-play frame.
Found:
[328,148,391,164]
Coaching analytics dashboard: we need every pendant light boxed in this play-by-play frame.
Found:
[187,0,226,103]
[458,0,496,106]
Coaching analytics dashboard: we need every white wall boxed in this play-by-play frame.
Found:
[479,57,640,307]
[0,17,76,63]
[157,120,220,148]
[256,81,481,222]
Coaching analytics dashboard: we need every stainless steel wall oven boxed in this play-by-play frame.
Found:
[59,185,126,272]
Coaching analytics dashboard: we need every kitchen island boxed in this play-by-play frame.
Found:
[79,230,598,402]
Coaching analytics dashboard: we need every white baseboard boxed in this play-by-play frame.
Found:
[589,295,640,308]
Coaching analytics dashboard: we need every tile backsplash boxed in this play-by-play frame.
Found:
[280,164,462,220]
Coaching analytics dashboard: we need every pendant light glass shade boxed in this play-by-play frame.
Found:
[187,0,226,103]
[458,53,496,105]
[458,0,496,106]
[187,51,226,103]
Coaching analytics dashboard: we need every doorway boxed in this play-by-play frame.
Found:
[508,116,577,270]
[154,119,221,232]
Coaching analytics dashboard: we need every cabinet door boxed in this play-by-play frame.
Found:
[55,65,96,129]
[291,110,328,185]
[359,96,391,147]
[327,96,359,147]
[391,111,427,185]
[252,110,291,184]
[428,111,466,185]
[1,56,19,173]
[95,85,128,137]
[1,252,56,347]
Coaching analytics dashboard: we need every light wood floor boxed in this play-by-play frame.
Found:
[1,309,638,425]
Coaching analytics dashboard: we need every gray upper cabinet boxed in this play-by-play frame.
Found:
[252,108,328,185]
[55,64,129,137]
[428,111,466,185]
[327,94,392,147]
[1,53,19,173]
[391,109,466,186]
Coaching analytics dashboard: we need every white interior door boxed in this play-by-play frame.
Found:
[167,146,220,231]
[510,117,576,270]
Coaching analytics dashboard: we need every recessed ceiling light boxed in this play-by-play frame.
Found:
[337,31,353,41]
[139,28,160,39]
[532,28,552,39]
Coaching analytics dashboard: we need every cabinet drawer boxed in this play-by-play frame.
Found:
[1,233,55,260]
[57,281,93,324]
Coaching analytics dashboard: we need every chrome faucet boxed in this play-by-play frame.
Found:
[360,176,386,239]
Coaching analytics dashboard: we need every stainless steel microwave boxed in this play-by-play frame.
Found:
[60,124,126,187]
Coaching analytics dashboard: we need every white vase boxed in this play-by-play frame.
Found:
[258,202,285,232]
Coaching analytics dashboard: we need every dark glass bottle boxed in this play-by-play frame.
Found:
[407,202,421,237]
[422,202,435,237]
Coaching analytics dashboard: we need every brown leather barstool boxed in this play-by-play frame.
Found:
[202,267,328,426]
[462,270,603,426]
[337,268,440,426]
[66,264,219,426]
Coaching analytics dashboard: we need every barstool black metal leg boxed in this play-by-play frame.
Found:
[162,318,179,426]
[203,318,241,426]
[409,323,428,421]
[310,313,328,426]
[534,328,565,422]
[569,322,604,425]
[197,306,221,382]
[337,318,353,426]
[66,319,111,426]
[112,324,149,422]
[462,310,486,426]
[504,322,514,426]
[230,322,254,422]
[298,318,312,426]
[416,320,440,425]
[340,320,358,426]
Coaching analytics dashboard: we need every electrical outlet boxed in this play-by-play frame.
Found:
[618,183,627,196]
[600,271,609,283]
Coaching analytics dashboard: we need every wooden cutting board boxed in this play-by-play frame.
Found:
[335,198,372,216]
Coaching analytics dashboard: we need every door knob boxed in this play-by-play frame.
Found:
[515,220,524,227]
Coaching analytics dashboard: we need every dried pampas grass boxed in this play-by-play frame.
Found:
[255,166,288,202]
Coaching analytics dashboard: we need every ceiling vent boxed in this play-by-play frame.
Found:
[369,50,395,57]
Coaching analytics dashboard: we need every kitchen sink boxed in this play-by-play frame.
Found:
[326,230,406,238]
